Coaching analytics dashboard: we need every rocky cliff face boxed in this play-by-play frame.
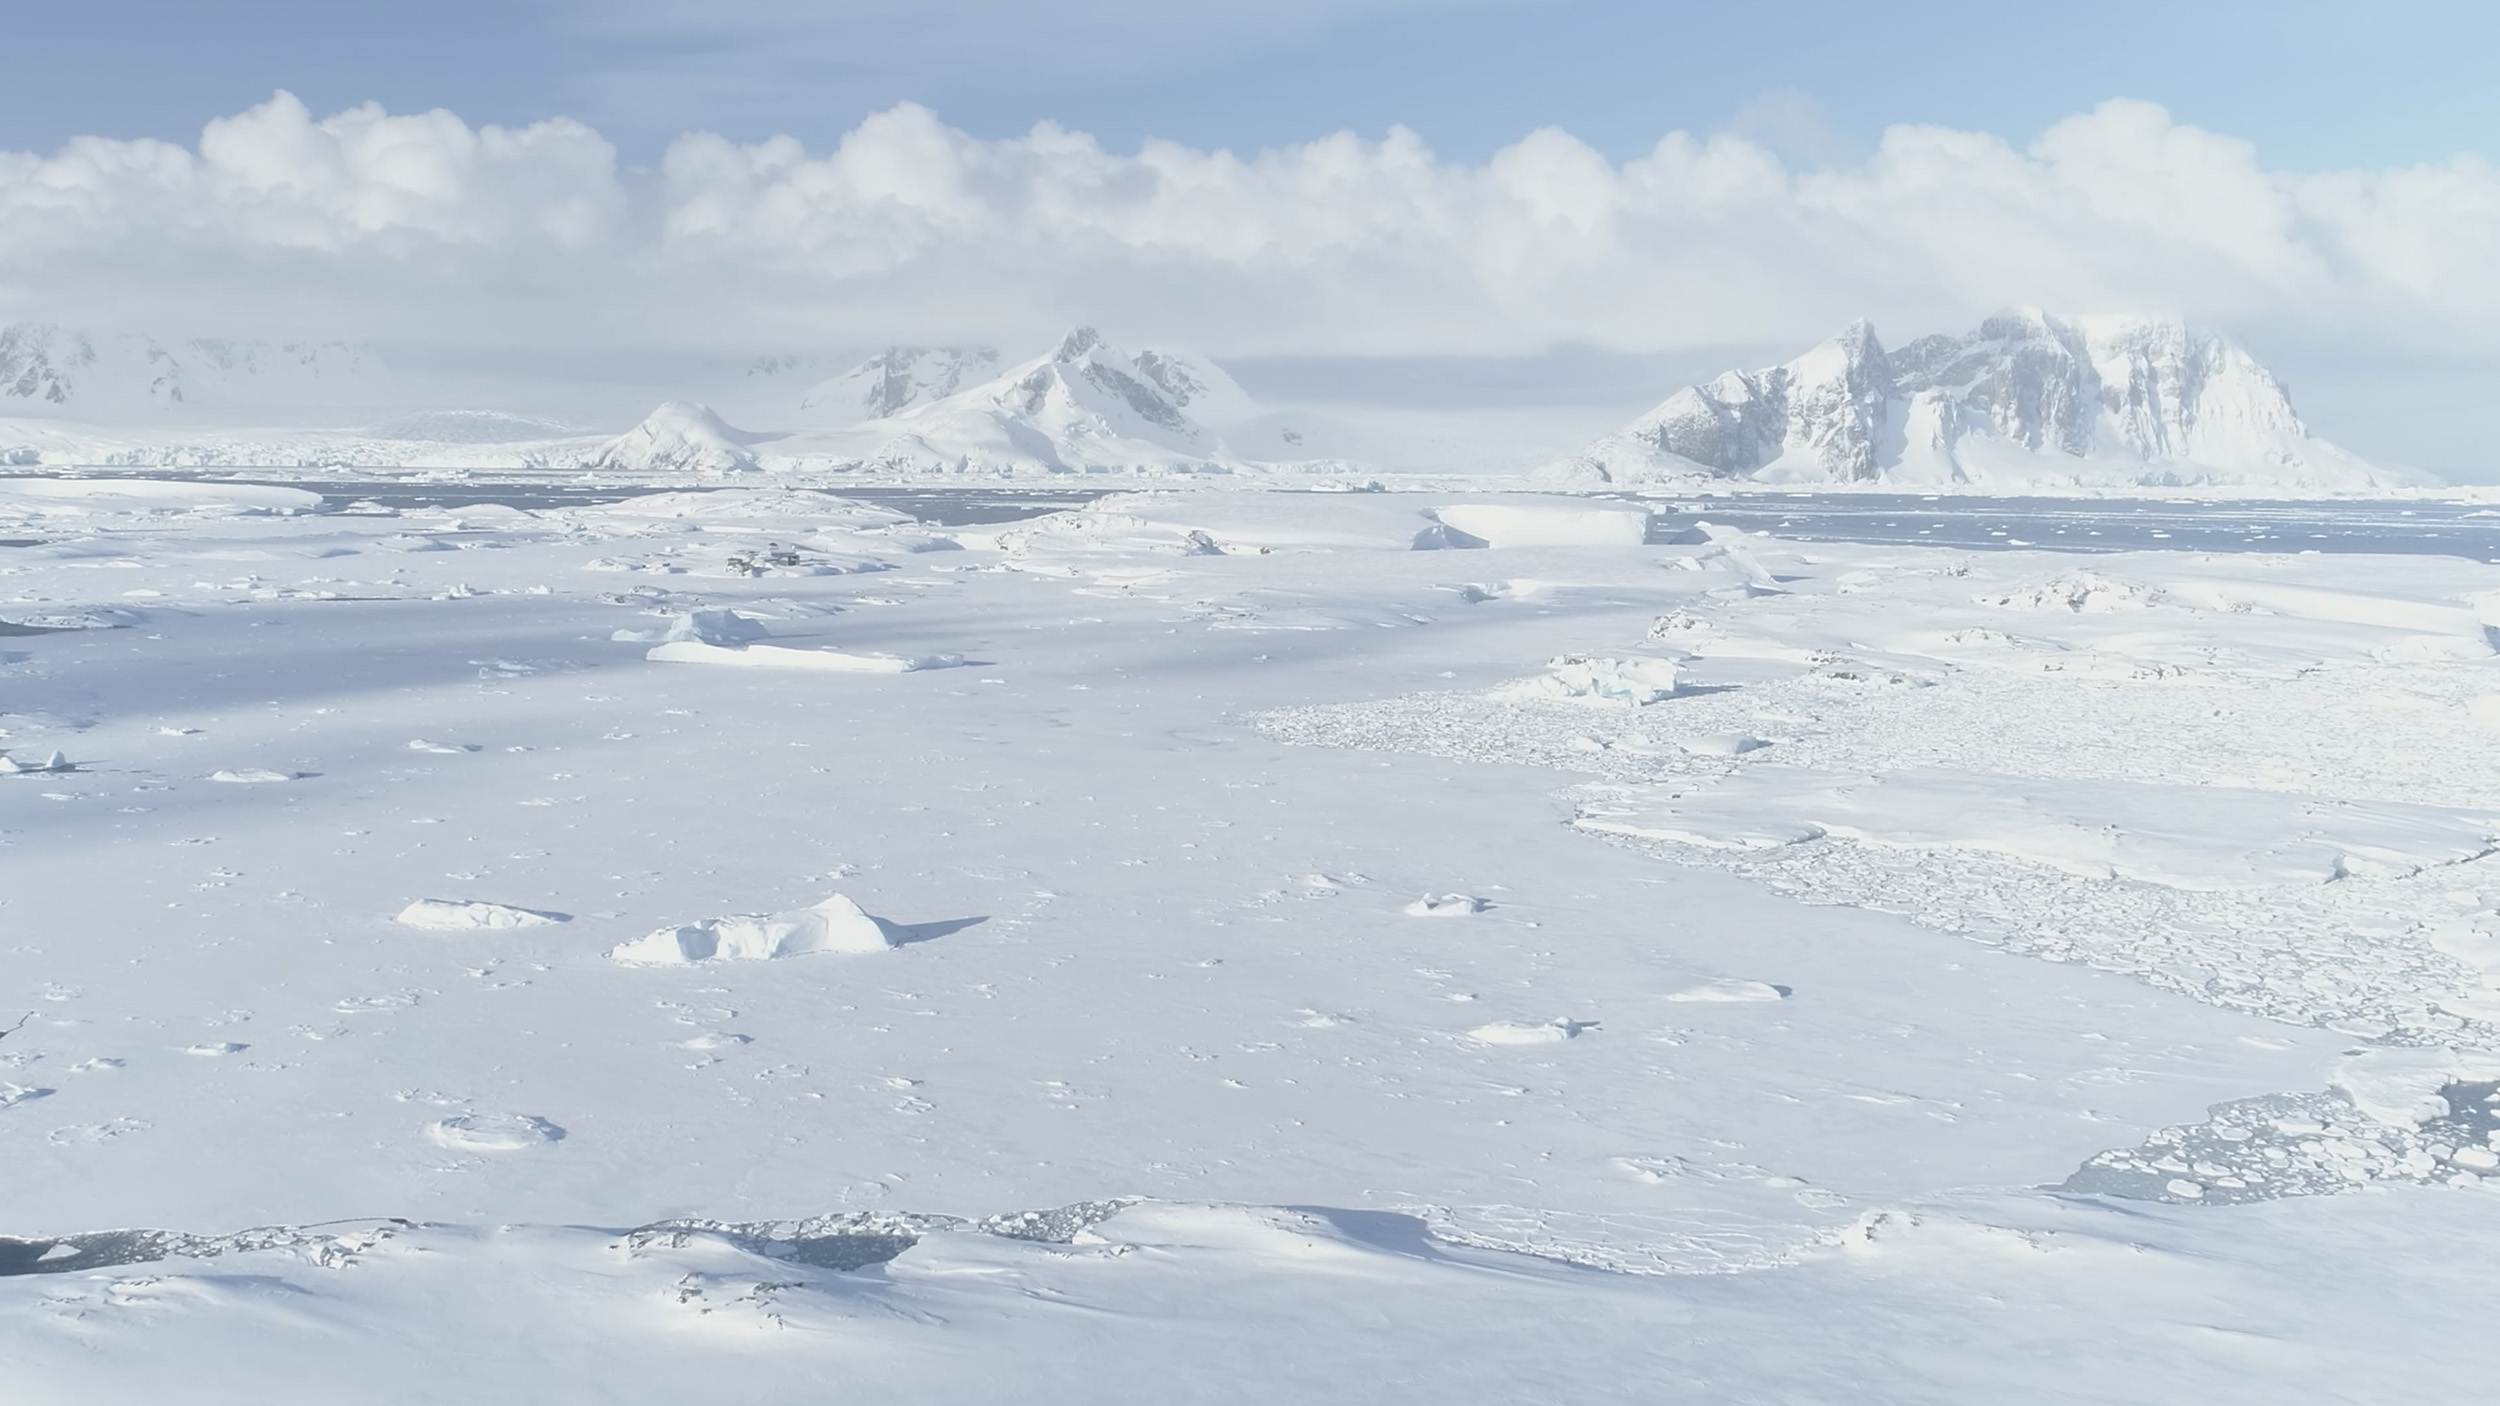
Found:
[1543,311,2409,490]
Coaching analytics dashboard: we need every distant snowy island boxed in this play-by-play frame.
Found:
[0,312,2430,493]
[1541,311,2412,492]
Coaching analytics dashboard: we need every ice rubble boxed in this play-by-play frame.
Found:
[1577,768,2500,889]
[1509,655,1681,705]
[610,894,897,964]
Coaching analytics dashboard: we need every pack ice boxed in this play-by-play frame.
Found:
[9,469,2500,1403]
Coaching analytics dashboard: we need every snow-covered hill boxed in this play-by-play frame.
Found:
[1540,311,2416,491]
[584,401,766,475]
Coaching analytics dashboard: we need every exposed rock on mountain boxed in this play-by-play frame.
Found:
[799,346,1001,424]
[1541,311,2411,490]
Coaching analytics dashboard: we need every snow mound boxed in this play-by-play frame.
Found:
[585,402,761,476]
[406,739,480,754]
[610,894,896,965]
[1432,502,1649,548]
[395,899,569,931]
[1665,980,1790,1003]
[1579,768,2500,890]
[1404,894,1488,916]
[645,640,965,672]
[1511,655,1680,705]
[611,609,771,646]
[1468,1019,1596,1045]
[426,1112,565,1151]
[209,768,296,783]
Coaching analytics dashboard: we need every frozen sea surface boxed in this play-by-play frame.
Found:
[6,477,2500,1401]
[1634,491,2500,558]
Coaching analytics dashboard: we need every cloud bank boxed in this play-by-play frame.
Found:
[3,91,2497,361]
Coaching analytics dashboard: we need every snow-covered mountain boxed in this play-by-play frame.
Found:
[584,401,764,476]
[797,346,1000,425]
[775,327,1274,476]
[1540,311,2415,490]
[0,322,371,419]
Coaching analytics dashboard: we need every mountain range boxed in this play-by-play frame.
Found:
[0,311,2425,489]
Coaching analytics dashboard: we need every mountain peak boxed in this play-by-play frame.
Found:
[1053,326,1109,362]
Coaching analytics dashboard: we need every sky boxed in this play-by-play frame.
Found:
[4,1,2499,471]
[12,1,2499,171]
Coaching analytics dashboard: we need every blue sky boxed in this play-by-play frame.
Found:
[11,0,2496,170]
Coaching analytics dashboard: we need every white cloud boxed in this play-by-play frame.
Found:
[3,91,2498,362]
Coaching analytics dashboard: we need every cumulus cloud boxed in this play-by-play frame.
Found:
[2,91,2497,361]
